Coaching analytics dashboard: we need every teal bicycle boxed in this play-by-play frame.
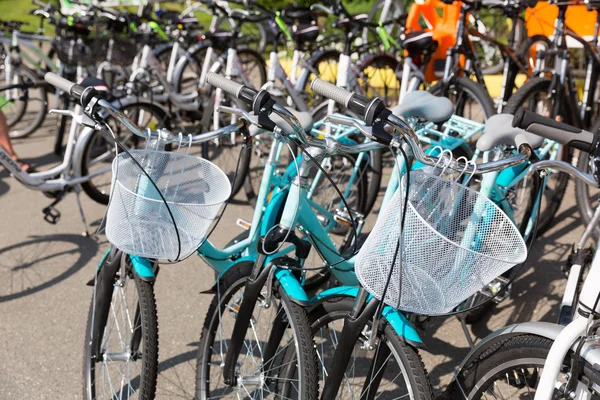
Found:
[195,75,538,399]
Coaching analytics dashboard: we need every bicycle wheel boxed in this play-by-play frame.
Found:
[83,251,159,400]
[1,66,47,138]
[195,263,319,399]
[470,12,524,75]
[575,118,600,238]
[358,53,401,108]
[235,48,267,89]
[517,34,553,75]
[448,335,579,399]
[80,101,171,205]
[429,76,496,123]
[310,296,433,399]
[301,49,341,108]
[503,77,571,235]
[174,47,207,95]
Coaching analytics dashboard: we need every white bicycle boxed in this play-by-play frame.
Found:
[448,109,600,399]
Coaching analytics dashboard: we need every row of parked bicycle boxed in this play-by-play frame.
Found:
[3,0,600,399]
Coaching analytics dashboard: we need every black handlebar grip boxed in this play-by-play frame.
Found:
[310,78,373,119]
[206,72,257,106]
[513,109,597,153]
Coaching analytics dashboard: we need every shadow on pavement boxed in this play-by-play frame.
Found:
[0,233,100,302]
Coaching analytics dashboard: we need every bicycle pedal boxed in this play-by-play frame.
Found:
[236,218,251,231]
[42,206,61,224]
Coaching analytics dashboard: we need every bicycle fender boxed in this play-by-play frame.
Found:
[453,321,600,375]
[275,268,309,306]
[310,286,424,348]
[130,255,156,281]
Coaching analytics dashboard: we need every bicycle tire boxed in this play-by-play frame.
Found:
[80,101,171,205]
[358,53,402,108]
[235,48,267,89]
[173,46,207,95]
[83,252,158,400]
[503,77,571,235]
[448,335,578,399]
[517,34,553,74]
[309,296,433,400]
[300,49,341,108]
[5,66,47,138]
[575,118,600,239]
[195,262,318,399]
[429,76,496,122]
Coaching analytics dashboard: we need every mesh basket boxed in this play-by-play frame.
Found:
[54,36,108,66]
[355,170,527,315]
[106,36,138,66]
[105,150,231,260]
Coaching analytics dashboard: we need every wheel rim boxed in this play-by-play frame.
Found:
[313,311,416,400]
[199,281,306,399]
[93,266,145,399]
[467,358,564,399]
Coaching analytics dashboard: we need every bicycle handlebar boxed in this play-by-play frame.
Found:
[309,78,532,174]
[206,73,531,173]
[512,109,598,153]
[44,73,246,145]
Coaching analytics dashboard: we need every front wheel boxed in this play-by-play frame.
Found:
[429,76,496,123]
[503,77,571,236]
[448,335,576,399]
[83,251,159,400]
[575,119,600,239]
[195,264,319,399]
[309,296,433,399]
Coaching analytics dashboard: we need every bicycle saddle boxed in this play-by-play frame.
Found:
[391,91,453,123]
[79,76,110,93]
[401,31,436,57]
[477,113,544,151]
[249,107,314,137]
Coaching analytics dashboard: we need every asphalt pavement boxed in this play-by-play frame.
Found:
[0,111,580,398]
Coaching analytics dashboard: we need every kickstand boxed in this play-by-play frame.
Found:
[74,186,90,237]
[457,315,475,348]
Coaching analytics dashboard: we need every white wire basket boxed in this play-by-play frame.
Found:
[105,150,231,260]
[355,169,527,315]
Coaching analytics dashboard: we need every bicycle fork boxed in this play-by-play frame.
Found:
[222,228,312,388]
[321,287,386,400]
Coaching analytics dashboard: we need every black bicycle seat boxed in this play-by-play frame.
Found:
[401,31,437,57]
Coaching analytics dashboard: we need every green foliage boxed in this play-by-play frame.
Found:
[0,0,60,35]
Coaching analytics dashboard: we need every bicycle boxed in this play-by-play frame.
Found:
[0,76,169,233]
[503,1,600,235]
[198,73,536,399]
[446,109,600,400]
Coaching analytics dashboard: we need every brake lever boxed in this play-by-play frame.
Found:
[324,114,376,140]
[49,109,96,128]
[217,105,260,127]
